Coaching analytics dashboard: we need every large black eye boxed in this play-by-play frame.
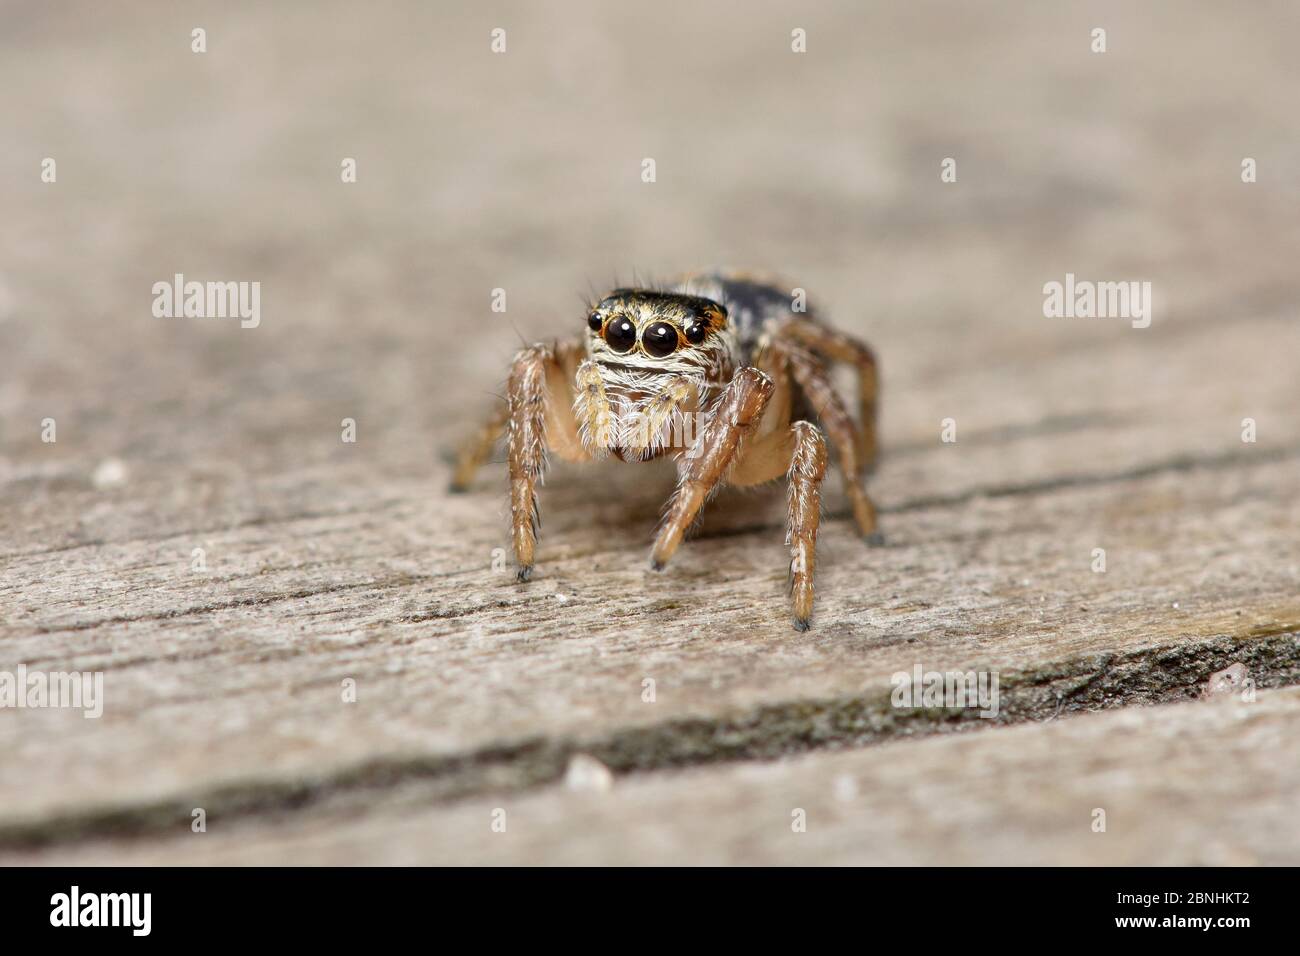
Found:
[605,315,637,353]
[642,322,679,358]
[684,322,707,344]
[587,311,603,331]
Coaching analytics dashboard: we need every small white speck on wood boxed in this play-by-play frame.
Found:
[565,754,613,793]
[1203,662,1250,698]
[833,774,859,802]
[92,457,128,489]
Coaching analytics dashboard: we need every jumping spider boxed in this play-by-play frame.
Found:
[450,271,881,630]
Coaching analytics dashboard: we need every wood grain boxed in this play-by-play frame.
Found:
[1,0,1297,864]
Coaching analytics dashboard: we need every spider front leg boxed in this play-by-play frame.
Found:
[507,341,588,581]
[726,417,829,630]
[650,367,774,570]
[786,421,829,630]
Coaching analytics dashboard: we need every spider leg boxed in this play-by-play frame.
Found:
[507,341,588,582]
[675,348,828,628]
[777,318,879,469]
[725,417,829,630]
[650,367,774,570]
[786,421,828,630]
[776,340,882,544]
[448,400,509,492]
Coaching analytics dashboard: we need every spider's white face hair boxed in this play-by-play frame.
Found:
[576,289,739,461]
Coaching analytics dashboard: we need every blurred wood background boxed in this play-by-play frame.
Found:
[1,0,1297,864]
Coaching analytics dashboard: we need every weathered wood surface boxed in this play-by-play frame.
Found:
[1,1,1298,864]
[13,687,1297,866]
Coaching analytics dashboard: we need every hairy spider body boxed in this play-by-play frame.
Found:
[451,270,881,630]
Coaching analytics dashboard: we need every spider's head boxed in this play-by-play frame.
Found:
[585,289,729,376]
[579,288,735,462]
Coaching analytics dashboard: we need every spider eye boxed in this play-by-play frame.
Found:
[605,315,637,353]
[642,322,679,358]
[587,311,603,331]
[684,322,707,345]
